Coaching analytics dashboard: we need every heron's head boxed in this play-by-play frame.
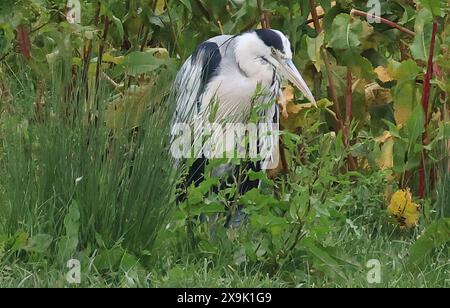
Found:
[235,29,316,105]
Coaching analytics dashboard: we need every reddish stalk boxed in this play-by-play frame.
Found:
[309,0,354,169]
[345,68,357,171]
[350,9,416,37]
[257,0,271,29]
[16,25,31,61]
[418,18,439,199]
[308,0,322,32]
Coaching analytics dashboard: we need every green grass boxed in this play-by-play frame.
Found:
[0,220,448,287]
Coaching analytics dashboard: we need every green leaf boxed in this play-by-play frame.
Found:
[0,23,14,54]
[187,186,203,205]
[57,201,80,260]
[414,0,444,16]
[410,9,440,61]
[198,203,226,214]
[64,201,80,238]
[381,59,416,126]
[178,0,192,13]
[11,231,28,252]
[388,60,421,82]
[328,14,364,50]
[25,234,53,254]
[122,51,172,76]
[405,105,425,143]
[339,50,375,79]
[111,15,124,43]
[306,32,324,72]
[302,238,347,280]
[95,247,126,271]
[409,218,450,267]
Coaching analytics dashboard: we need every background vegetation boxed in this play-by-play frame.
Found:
[0,0,448,287]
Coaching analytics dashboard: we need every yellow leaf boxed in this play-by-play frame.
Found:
[374,66,393,83]
[278,85,294,119]
[388,189,420,229]
[376,137,394,170]
[155,0,166,15]
[365,82,392,107]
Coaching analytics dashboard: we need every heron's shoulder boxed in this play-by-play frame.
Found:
[206,35,234,46]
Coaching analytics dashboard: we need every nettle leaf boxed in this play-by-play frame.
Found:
[328,14,364,50]
[410,9,441,62]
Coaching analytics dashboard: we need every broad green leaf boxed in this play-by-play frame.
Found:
[64,201,80,238]
[405,105,425,144]
[57,201,80,260]
[0,23,14,54]
[306,32,324,72]
[339,50,375,79]
[302,238,347,280]
[178,0,192,13]
[11,231,28,252]
[388,60,421,82]
[410,9,440,61]
[389,59,422,125]
[197,203,226,215]
[328,14,364,50]
[409,218,450,267]
[95,247,126,271]
[111,15,124,44]
[393,82,421,126]
[414,0,444,16]
[122,51,172,76]
[25,234,53,254]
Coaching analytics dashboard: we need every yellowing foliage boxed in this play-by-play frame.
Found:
[388,189,420,229]
[374,66,393,83]
[375,131,394,170]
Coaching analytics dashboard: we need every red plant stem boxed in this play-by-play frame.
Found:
[418,18,439,199]
[17,25,31,61]
[350,9,416,37]
[345,68,353,135]
[308,1,344,130]
[257,0,270,29]
[345,68,357,171]
[422,19,439,121]
[309,0,355,169]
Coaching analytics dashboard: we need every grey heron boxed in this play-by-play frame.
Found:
[171,29,316,224]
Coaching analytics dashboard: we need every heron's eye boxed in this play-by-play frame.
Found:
[271,48,277,55]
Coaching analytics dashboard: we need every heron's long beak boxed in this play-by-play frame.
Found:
[279,59,317,107]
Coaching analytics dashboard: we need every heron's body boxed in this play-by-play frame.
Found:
[173,33,282,128]
[171,30,316,225]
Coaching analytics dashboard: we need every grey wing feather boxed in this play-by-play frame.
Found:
[171,35,233,128]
